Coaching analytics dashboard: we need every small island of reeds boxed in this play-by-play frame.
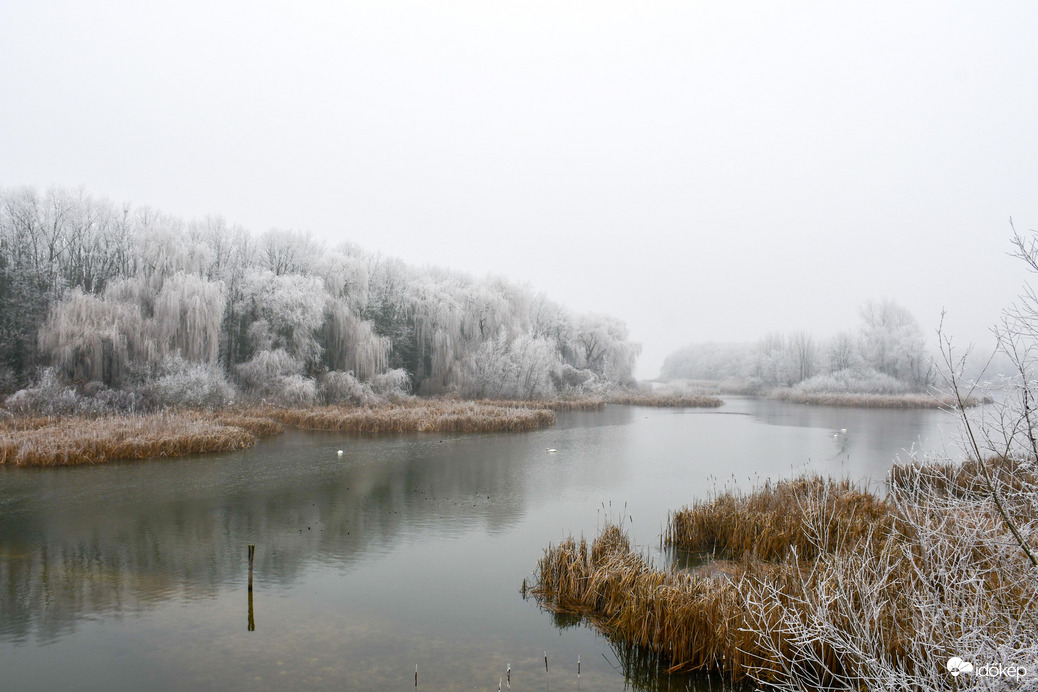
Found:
[529,458,1036,688]
[0,399,559,467]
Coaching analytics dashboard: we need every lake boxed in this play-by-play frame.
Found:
[0,398,962,690]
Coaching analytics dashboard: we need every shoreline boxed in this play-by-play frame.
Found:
[0,394,724,467]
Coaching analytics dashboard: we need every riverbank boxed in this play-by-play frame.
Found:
[0,399,557,467]
[659,378,979,408]
[530,460,1035,688]
[0,393,726,467]
[767,389,972,408]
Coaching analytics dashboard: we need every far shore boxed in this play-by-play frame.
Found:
[654,378,980,409]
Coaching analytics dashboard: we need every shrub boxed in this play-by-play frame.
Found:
[320,370,375,405]
[278,374,319,406]
[791,367,912,395]
[152,356,237,408]
[370,368,411,398]
[235,348,303,398]
[4,368,81,416]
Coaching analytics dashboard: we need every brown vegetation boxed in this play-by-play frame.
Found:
[768,390,974,408]
[0,412,255,467]
[265,400,555,434]
[531,468,1037,687]
[0,398,560,466]
[666,477,890,561]
[478,397,606,411]
[607,393,724,408]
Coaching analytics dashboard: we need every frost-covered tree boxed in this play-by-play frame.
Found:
[859,299,931,387]
[465,332,560,399]
[3,185,643,404]
[37,289,146,385]
[152,272,226,364]
[570,313,640,384]
[237,270,326,369]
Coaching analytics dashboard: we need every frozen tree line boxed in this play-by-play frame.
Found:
[660,299,933,393]
[0,186,639,411]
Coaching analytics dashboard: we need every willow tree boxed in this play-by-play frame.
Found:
[38,289,146,385]
[152,272,226,364]
[322,297,389,381]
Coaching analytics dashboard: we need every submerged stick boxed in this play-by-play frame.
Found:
[247,544,256,632]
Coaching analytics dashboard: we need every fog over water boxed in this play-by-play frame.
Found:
[2,1,1036,376]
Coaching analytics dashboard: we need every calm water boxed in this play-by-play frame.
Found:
[0,398,961,691]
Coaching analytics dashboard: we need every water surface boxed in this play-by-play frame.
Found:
[0,398,960,690]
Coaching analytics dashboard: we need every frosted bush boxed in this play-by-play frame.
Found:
[370,368,411,398]
[4,367,81,415]
[278,374,318,406]
[320,370,376,405]
[793,367,912,395]
[72,386,153,415]
[236,349,302,393]
[551,364,596,392]
[152,356,236,408]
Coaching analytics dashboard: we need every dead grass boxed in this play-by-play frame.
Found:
[666,477,891,562]
[1,398,560,466]
[267,400,555,433]
[213,411,286,437]
[608,393,724,408]
[0,411,255,467]
[769,390,973,408]
[531,469,1038,687]
[478,397,607,411]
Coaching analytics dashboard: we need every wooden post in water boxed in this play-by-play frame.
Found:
[247,545,256,632]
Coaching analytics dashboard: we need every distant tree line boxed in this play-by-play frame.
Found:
[0,186,640,410]
[660,300,933,393]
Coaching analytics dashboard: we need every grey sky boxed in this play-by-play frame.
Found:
[2,1,1036,377]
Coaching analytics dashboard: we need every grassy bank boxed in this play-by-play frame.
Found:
[0,411,256,466]
[478,397,607,411]
[0,389,736,467]
[531,463,1037,688]
[768,389,973,408]
[0,398,558,467]
[263,399,555,434]
[607,393,724,408]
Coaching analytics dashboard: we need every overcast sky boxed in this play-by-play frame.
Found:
[2,1,1036,377]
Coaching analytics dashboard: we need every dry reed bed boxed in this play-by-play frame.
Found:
[213,411,286,438]
[1,399,560,466]
[0,412,255,467]
[608,393,724,408]
[531,470,1037,687]
[268,400,556,433]
[479,397,607,411]
[769,390,974,409]
[666,477,891,561]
